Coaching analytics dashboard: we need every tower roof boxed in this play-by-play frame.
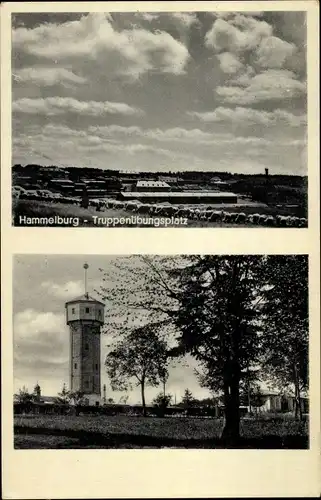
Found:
[65,294,104,306]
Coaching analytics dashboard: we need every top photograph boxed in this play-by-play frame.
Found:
[11,11,307,228]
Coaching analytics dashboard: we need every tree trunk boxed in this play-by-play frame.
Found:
[246,366,251,415]
[221,376,240,446]
[293,363,302,421]
[295,383,303,421]
[141,379,146,417]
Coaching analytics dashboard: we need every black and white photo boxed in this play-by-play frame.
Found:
[12,11,308,228]
[14,254,309,449]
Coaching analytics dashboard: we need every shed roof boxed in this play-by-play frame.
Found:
[121,191,238,198]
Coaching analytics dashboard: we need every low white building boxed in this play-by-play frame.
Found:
[135,180,171,192]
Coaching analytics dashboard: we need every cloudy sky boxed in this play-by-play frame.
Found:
[12,11,307,174]
[13,254,210,404]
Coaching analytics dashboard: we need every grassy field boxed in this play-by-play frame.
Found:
[14,414,309,449]
[13,199,286,228]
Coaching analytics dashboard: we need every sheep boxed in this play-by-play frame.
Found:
[264,215,276,226]
[256,214,266,225]
[298,217,307,227]
[209,210,222,222]
[192,208,201,220]
[147,204,157,215]
[228,212,239,223]
[204,209,215,220]
[287,216,299,227]
[236,212,246,224]
[186,207,196,219]
[252,213,261,225]
[222,212,232,223]
[136,204,149,214]
[275,215,289,227]
[180,207,191,218]
[174,208,185,218]
[125,201,138,212]
[198,210,208,221]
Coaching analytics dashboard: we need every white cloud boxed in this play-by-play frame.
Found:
[12,97,144,116]
[13,67,86,86]
[205,12,302,91]
[229,64,255,86]
[14,309,67,339]
[187,106,306,127]
[42,124,87,138]
[76,141,198,160]
[169,12,199,29]
[216,69,306,104]
[216,52,243,74]
[256,36,296,69]
[205,16,272,54]
[89,124,274,147]
[88,124,215,143]
[12,13,190,80]
[19,122,274,152]
[14,309,69,370]
[138,13,159,22]
[40,280,84,299]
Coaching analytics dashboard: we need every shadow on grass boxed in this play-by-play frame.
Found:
[14,425,308,449]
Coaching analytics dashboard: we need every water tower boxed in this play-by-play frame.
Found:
[65,263,105,406]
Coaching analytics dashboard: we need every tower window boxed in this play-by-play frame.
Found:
[95,364,98,370]
[85,343,89,351]
[72,308,75,314]
[74,363,77,369]
[85,381,89,388]
[98,310,102,317]
[85,307,90,313]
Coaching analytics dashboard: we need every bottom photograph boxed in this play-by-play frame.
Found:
[13,254,309,449]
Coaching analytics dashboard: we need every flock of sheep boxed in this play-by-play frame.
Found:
[14,187,307,228]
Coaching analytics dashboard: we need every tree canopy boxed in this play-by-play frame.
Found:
[105,323,169,416]
[98,254,308,442]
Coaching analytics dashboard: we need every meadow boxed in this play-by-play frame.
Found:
[14,414,309,449]
[13,198,301,228]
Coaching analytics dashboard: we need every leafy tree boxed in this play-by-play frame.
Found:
[152,392,172,416]
[170,256,267,443]
[55,383,70,405]
[181,388,195,408]
[261,255,308,420]
[159,365,169,398]
[192,396,217,408]
[14,386,34,404]
[33,383,41,401]
[105,324,169,416]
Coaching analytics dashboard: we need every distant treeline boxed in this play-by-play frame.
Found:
[14,401,228,418]
[12,164,307,183]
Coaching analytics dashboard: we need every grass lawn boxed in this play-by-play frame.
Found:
[14,414,309,449]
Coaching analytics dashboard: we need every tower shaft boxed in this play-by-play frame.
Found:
[69,320,101,395]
